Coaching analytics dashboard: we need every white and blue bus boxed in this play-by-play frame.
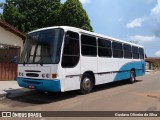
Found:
[17,26,145,94]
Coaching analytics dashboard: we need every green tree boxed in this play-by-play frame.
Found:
[0,0,93,32]
[60,0,93,31]
[1,0,61,33]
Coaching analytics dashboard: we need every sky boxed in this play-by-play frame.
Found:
[1,0,160,57]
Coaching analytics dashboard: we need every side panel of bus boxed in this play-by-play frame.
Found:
[97,57,118,84]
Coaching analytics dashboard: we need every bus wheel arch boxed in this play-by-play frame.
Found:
[80,71,95,94]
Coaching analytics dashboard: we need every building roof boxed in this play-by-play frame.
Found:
[145,57,160,63]
[0,20,25,40]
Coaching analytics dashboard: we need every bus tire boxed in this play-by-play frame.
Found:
[80,73,94,94]
[129,70,136,84]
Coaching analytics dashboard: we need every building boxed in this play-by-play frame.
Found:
[0,20,25,80]
[145,57,160,70]
[0,20,25,52]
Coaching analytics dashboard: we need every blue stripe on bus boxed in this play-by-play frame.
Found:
[114,60,146,81]
[17,78,61,92]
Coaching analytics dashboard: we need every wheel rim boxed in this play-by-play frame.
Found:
[82,77,91,90]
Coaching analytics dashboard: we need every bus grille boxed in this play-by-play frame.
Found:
[26,73,39,77]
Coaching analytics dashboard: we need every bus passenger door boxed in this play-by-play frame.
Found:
[61,31,81,91]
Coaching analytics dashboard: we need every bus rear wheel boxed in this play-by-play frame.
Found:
[129,70,136,84]
[80,73,94,94]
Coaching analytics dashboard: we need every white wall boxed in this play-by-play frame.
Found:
[0,27,23,53]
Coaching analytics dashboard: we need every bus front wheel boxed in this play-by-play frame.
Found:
[80,73,94,94]
[129,70,136,84]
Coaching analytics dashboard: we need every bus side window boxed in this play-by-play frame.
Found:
[132,46,139,59]
[123,44,132,59]
[98,38,112,57]
[139,48,144,59]
[62,31,80,68]
[81,35,97,57]
[112,42,123,58]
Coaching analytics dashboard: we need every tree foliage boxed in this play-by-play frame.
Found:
[0,0,93,33]
[1,0,61,32]
[60,0,93,31]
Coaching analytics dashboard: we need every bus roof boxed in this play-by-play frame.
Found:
[29,26,143,48]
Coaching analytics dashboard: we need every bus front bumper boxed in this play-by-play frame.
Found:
[17,77,61,92]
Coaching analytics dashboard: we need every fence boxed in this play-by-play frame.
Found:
[0,43,20,80]
[0,63,17,80]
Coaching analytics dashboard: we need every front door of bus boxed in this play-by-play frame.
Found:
[61,31,81,91]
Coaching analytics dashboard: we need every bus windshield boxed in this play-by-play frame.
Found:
[19,28,64,64]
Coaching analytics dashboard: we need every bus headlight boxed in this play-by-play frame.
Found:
[46,74,50,78]
[19,72,24,76]
[42,74,46,78]
[42,74,50,78]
